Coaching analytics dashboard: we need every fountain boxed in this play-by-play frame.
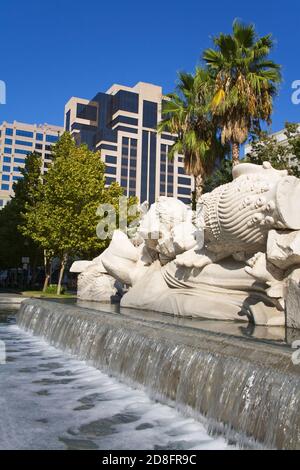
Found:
[17,162,300,449]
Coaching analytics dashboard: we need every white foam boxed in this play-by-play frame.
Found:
[0,322,236,450]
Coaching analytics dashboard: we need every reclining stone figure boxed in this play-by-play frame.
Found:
[99,162,300,326]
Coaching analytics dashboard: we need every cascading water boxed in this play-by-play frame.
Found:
[17,299,300,449]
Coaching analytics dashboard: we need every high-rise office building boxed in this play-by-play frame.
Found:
[64,82,193,205]
[0,121,63,208]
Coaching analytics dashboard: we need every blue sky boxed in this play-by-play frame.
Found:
[0,0,299,132]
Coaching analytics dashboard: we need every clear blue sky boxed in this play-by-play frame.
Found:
[0,0,299,132]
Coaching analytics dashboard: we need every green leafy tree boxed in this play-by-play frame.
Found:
[246,122,300,176]
[203,20,281,165]
[203,159,233,192]
[22,133,137,294]
[0,152,43,284]
[158,68,225,208]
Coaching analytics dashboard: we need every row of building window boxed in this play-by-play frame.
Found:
[1,157,25,164]
[1,174,22,182]
[4,128,59,142]
[2,165,21,172]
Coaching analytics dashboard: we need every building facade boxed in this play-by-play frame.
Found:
[0,121,63,208]
[64,82,193,205]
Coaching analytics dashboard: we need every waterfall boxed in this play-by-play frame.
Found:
[17,299,300,449]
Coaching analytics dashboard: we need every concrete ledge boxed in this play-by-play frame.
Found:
[0,294,28,306]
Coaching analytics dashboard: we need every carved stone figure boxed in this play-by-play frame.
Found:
[70,251,123,302]
[99,162,300,327]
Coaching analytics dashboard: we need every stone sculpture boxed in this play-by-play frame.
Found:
[73,162,300,327]
[70,251,123,302]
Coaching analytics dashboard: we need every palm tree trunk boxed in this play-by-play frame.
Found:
[232,142,240,165]
[192,174,204,210]
[57,253,68,295]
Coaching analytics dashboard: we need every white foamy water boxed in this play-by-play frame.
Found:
[0,318,235,450]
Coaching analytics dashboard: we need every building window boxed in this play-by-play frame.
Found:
[143,101,158,129]
[13,175,22,181]
[36,133,43,141]
[167,185,174,196]
[35,144,43,150]
[65,110,71,131]
[114,126,138,134]
[141,131,149,203]
[46,134,59,143]
[105,165,117,175]
[111,115,138,127]
[4,138,12,145]
[2,165,11,172]
[148,132,157,204]
[105,155,117,164]
[1,184,9,190]
[3,157,11,163]
[4,147,12,154]
[130,146,137,157]
[121,178,128,188]
[15,148,30,155]
[76,103,97,121]
[6,128,13,136]
[98,144,118,152]
[129,178,136,189]
[161,133,177,142]
[15,140,33,147]
[16,129,33,138]
[121,137,129,190]
[2,174,10,181]
[14,158,25,164]
[112,90,139,114]
[13,167,21,172]
[178,186,191,195]
[178,176,191,185]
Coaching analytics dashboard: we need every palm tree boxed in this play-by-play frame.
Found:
[158,68,223,208]
[203,20,281,165]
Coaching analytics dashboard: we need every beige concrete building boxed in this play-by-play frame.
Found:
[0,121,63,208]
[65,82,193,205]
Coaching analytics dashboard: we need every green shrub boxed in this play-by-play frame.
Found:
[44,284,65,295]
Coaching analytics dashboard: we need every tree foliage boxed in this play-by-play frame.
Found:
[203,159,233,193]
[203,19,282,164]
[0,152,43,272]
[158,68,227,206]
[246,122,300,176]
[21,133,138,293]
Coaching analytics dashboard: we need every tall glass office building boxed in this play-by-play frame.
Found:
[64,82,193,204]
[0,121,63,208]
